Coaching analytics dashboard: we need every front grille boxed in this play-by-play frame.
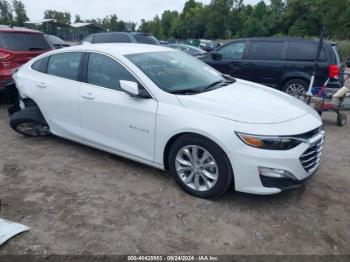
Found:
[300,137,324,173]
[260,176,302,189]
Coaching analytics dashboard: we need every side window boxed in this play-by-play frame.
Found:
[93,34,109,43]
[47,52,83,81]
[218,42,246,59]
[108,34,131,43]
[87,53,137,91]
[286,42,326,61]
[82,35,93,43]
[247,41,283,60]
[31,56,49,73]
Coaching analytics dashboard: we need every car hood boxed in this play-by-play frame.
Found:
[177,79,315,124]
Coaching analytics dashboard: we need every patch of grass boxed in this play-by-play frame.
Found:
[337,40,350,62]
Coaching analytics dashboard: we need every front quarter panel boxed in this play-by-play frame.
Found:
[154,100,237,169]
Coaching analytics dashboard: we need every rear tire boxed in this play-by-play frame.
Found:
[168,134,233,199]
[10,107,50,137]
[282,79,308,97]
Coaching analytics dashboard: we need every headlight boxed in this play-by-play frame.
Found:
[236,132,302,150]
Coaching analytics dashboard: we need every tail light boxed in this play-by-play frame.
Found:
[329,64,340,79]
[0,49,18,71]
[0,50,12,60]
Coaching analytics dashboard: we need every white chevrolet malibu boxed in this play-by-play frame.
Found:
[10,43,324,198]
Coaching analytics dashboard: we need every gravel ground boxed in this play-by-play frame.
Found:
[0,104,349,255]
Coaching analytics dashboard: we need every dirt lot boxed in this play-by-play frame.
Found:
[0,104,349,255]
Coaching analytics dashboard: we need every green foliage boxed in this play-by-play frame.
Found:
[0,0,13,25]
[337,41,350,62]
[139,0,350,40]
[12,0,28,26]
[44,10,71,24]
[74,15,82,23]
[1,0,350,43]
[0,0,28,26]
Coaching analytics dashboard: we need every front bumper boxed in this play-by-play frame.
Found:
[228,130,324,195]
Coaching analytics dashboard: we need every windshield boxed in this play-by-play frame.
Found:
[126,51,232,94]
[0,32,51,51]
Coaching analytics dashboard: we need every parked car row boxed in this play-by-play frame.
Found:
[166,44,207,57]
[0,26,52,91]
[1,26,346,199]
[199,38,343,96]
[2,27,342,97]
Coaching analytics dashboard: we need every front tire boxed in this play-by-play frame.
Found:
[10,107,50,137]
[168,134,233,199]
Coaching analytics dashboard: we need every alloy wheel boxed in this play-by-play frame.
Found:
[285,83,306,97]
[175,145,218,192]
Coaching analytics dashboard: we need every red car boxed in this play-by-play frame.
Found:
[0,26,52,91]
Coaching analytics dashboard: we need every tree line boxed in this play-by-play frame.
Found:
[140,0,350,40]
[0,0,28,26]
[1,0,350,40]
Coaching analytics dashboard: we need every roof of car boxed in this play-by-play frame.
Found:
[62,43,173,56]
[89,31,153,36]
[0,25,42,34]
[226,37,334,45]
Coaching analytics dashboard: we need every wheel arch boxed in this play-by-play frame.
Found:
[281,73,310,90]
[18,96,49,125]
[162,132,233,174]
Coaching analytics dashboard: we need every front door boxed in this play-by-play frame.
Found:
[208,41,248,78]
[79,52,157,162]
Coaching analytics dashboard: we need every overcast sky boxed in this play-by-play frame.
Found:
[22,0,261,24]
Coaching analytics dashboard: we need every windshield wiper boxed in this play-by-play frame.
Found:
[169,88,202,95]
[201,79,234,92]
[170,78,236,95]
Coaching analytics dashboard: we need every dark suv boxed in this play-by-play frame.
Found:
[199,38,343,95]
[0,26,52,91]
[81,32,160,45]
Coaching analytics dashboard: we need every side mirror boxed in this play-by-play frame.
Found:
[120,80,140,97]
[211,52,222,61]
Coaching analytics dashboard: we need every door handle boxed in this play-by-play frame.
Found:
[82,92,95,100]
[36,82,47,88]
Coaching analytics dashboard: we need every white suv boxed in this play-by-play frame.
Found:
[10,43,324,198]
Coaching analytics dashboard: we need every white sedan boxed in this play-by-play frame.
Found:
[10,43,324,198]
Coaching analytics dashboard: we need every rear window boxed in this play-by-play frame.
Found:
[47,52,83,81]
[93,34,131,43]
[286,41,326,61]
[31,56,49,73]
[247,41,283,60]
[82,35,93,43]
[332,46,341,65]
[133,34,160,45]
[0,32,51,51]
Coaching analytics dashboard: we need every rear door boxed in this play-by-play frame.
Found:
[285,41,329,88]
[244,40,285,87]
[27,52,84,140]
